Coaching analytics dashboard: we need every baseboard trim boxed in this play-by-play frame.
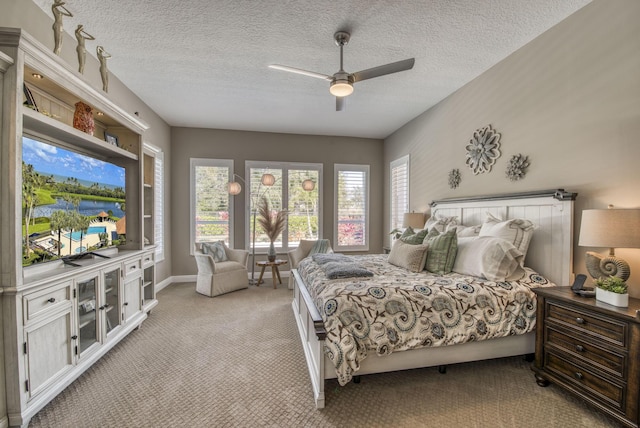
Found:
[157,271,291,293]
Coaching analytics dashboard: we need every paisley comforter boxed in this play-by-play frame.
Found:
[296,254,555,385]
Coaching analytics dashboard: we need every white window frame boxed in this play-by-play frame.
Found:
[144,142,165,261]
[390,155,410,233]
[245,161,323,252]
[334,163,370,252]
[190,158,234,254]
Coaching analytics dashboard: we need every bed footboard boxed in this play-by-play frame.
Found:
[291,268,327,409]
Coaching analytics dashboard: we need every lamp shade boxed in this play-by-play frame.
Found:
[227,181,242,195]
[579,209,640,248]
[302,179,315,191]
[261,173,276,186]
[402,212,425,229]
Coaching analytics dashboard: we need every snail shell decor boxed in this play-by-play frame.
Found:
[585,251,630,282]
[465,125,501,175]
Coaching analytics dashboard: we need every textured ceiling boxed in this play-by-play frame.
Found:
[33,0,591,139]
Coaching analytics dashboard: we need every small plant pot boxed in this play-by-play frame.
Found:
[596,287,629,307]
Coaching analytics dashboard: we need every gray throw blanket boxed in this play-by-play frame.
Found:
[312,253,373,279]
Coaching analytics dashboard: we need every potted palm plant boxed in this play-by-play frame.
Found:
[257,196,287,262]
[594,275,629,307]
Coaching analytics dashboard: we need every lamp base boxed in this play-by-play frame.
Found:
[585,251,630,282]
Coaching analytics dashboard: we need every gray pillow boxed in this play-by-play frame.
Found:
[202,241,228,262]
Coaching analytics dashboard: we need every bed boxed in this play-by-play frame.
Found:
[291,189,577,408]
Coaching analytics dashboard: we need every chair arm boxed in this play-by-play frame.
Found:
[288,246,308,269]
[225,247,249,267]
[193,251,216,274]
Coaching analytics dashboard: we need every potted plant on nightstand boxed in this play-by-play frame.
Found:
[595,276,629,307]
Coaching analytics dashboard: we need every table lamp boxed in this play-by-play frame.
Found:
[403,212,425,229]
[578,207,640,281]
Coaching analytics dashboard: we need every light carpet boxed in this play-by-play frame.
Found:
[30,283,619,427]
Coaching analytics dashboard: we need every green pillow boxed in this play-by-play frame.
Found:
[400,228,429,245]
[425,229,458,274]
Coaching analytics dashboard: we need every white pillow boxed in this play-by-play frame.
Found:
[453,237,525,281]
[424,215,459,233]
[387,240,428,273]
[479,213,536,262]
[446,224,481,238]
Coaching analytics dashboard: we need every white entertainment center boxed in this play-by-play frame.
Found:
[0,28,157,427]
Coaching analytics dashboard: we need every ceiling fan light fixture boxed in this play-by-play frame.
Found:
[329,80,354,97]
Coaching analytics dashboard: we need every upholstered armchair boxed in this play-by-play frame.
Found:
[193,242,249,297]
[287,239,332,289]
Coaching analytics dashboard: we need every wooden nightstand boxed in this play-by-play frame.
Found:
[532,286,640,427]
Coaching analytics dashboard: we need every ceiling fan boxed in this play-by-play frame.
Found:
[269,31,415,111]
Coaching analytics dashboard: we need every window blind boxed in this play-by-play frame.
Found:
[390,155,409,232]
[335,164,369,251]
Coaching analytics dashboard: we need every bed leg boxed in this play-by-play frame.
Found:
[352,376,361,384]
[438,365,447,374]
[524,353,535,362]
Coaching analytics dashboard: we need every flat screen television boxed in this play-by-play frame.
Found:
[22,135,126,266]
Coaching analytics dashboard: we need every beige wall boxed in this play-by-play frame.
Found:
[171,127,383,275]
[0,0,173,283]
[384,0,640,296]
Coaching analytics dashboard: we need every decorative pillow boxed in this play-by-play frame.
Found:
[479,213,536,262]
[387,240,428,273]
[446,224,482,238]
[202,241,228,262]
[424,229,458,274]
[453,236,525,281]
[400,227,429,245]
[424,215,459,233]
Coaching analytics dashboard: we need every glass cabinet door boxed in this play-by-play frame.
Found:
[103,268,121,336]
[77,276,98,355]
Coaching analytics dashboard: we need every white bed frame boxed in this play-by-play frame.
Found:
[291,189,577,408]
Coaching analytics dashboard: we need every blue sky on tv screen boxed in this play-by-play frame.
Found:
[23,137,125,188]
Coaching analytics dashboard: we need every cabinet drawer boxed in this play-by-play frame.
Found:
[546,301,627,347]
[23,281,71,323]
[142,252,154,267]
[545,351,625,412]
[546,327,626,379]
[123,259,141,277]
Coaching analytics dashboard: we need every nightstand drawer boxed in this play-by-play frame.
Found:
[546,301,627,347]
[546,351,625,412]
[546,327,626,379]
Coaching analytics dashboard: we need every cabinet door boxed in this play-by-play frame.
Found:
[76,274,99,356]
[123,276,142,323]
[24,309,73,399]
[103,268,121,339]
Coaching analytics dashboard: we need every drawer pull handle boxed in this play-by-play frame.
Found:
[123,302,129,306]
[71,335,78,340]
[575,317,585,324]
[575,344,585,352]
[47,297,56,303]
[575,372,584,380]
[99,305,105,310]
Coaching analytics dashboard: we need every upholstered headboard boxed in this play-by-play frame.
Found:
[430,189,577,286]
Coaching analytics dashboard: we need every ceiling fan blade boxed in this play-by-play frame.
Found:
[351,58,415,83]
[268,64,332,81]
[336,97,346,111]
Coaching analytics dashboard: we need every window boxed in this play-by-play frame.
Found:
[190,159,233,250]
[390,155,409,232]
[144,143,165,261]
[246,161,322,251]
[334,164,369,251]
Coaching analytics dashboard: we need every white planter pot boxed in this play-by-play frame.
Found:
[596,287,629,307]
